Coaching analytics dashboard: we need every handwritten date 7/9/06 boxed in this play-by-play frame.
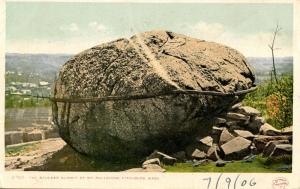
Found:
[203,174,256,189]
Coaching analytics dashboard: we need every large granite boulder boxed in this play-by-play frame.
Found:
[53,31,255,159]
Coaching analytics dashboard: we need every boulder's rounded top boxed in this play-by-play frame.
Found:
[55,30,255,98]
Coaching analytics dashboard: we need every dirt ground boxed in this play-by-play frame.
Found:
[5,138,66,171]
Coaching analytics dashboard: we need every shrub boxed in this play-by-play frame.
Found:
[243,74,293,129]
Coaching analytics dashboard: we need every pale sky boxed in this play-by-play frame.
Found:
[6,2,293,57]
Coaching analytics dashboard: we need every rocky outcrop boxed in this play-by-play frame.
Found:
[142,158,160,168]
[263,140,290,157]
[141,104,292,167]
[54,30,255,159]
[219,128,235,145]
[269,144,292,157]
[281,126,293,135]
[198,136,213,148]
[237,106,261,116]
[220,137,252,160]
[191,149,206,160]
[206,144,220,161]
[234,130,254,140]
[5,125,59,146]
[147,150,177,165]
[5,104,292,171]
[253,135,291,153]
[260,123,281,136]
[5,131,24,145]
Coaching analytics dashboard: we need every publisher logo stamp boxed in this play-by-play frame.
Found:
[272,177,289,189]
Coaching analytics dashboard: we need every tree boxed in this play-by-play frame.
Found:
[268,24,282,84]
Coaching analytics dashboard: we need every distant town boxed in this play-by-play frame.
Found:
[5,71,53,97]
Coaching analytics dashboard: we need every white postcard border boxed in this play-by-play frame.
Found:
[0,0,299,188]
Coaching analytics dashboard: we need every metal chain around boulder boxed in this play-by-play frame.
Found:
[50,86,257,103]
[10,86,256,103]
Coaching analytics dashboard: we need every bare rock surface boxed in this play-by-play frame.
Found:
[248,116,265,133]
[142,158,160,168]
[54,30,255,159]
[219,128,235,145]
[5,125,59,146]
[207,144,220,161]
[213,117,227,125]
[230,103,242,110]
[23,130,43,142]
[263,140,290,157]
[195,136,214,152]
[234,130,254,139]
[216,159,227,167]
[259,123,281,136]
[191,149,206,160]
[5,101,293,171]
[198,136,213,147]
[147,150,177,165]
[211,126,225,136]
[226,112,250,121]
[270,144,292,157]
[281,126,293,135]
[192,159,211,167]
[5,138,66,171]
[253,135,290,153]
[221,136,252,160]
[5,131,24,145]
[237,106,261,116]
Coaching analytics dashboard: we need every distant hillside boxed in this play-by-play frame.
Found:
[5,53,71,75]
[247,57,293,83]
[5,53,293,84]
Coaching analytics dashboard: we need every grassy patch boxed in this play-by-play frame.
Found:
[163,156,291,173]
[5,95,51,108]
[6,142,39,157]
